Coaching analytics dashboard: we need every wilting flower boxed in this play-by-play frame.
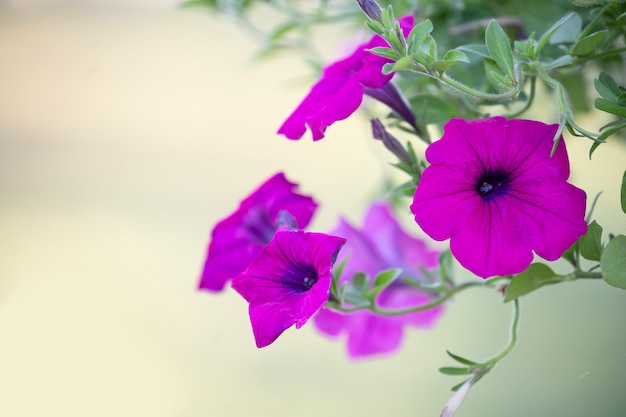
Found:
[313,202,444,358]
[232,228,346,348]
[278,16,414,141]
[411,117,587,278]
[198,172,317,292]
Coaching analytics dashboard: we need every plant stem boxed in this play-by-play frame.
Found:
[484,299,520,367]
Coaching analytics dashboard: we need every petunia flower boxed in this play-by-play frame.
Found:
[313,202,444,358]
[231,228,346,348]
[410,117,587,279]
[277,15,414,141]
[198,172,317,292]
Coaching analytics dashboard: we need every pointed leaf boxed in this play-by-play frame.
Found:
[504,263,563,302]
[602,235,626,290]
[446,351,477,366]
[580,221,603,261]
[407,19,433,53]
[368,268,402,298]
[572,30,608,57]
[485,19,515,80]
[439,367,470,375]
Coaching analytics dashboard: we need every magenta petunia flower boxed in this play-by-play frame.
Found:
[198,172,317,292]
[277,16,414,141]
[231,228,346,348]
[313,202,444,358]
[410,117,587,278]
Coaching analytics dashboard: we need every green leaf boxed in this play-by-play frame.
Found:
[407,19,433,54]
[543,55,573,71]
[446,351,477,366]
[457,44,490,59]
[543,12,581,48]
[484,58,512,93]
[621,170,626,214]
[331,258,348,300]
[595,98,626,118]
[580,221,604,261]
[391,55,414,72]
[439,367,470,375]
[367,47,400,60]
[572,30,608,57]
[265,21,300,43]
[431,50,470,74]
[485,19,515,80]
[438,250,454,284]
[368,268,402,298]
[595,72,621,101]
[601,235,626,289]
[504,263,563,302]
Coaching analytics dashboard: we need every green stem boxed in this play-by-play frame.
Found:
[439,73,520,102]
[483,299,520,367]
[573,45,626,64]
[506,76,536,119]
[333,276,509,315]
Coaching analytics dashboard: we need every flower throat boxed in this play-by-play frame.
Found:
[476,171,510,201]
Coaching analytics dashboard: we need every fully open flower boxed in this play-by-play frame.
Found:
[198,173,317,292]
[231,228,346,348]
[411,117,587,278]
[313,202,444,358]
[278,16,414,141]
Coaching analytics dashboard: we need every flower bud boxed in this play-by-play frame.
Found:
[356,0,383,23]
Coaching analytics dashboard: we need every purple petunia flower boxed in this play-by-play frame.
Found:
[277,16,414,141]
[410,117,587,278]
[231,228,346,348]
[313,202,444,358]
[198,172,317,292]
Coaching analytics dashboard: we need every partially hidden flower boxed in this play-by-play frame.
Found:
[231,228,346,348]
[198,172,317,292]
[277,15,414,141]
[410,117,587,279]
[313,202,444,359]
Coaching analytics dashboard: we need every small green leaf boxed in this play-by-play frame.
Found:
[485,19,515,80]
[439,367,470,375]
[595,72,621,101]
[572,30,608,57]
[450,379,470,392]
[369,268,402,298]
[595,98,626,118]
[543,12,581,48]
[543,55,573,71]
[601,235,626,289]
[438,250,454,284]
[504,263,563,302]
[446,351,477,366]
[580,221,604,261]
[457,44,490,59]
[367,47,400,60]
[407,19,433,53]
[621,170,626,214]
[391,55,414,71]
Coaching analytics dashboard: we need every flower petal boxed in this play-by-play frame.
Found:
[231,229,345,348]
[199,173,317,291]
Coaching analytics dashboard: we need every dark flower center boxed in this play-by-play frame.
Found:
[476,171,510,201]
[242,206,276,245]
[282,263,318,293]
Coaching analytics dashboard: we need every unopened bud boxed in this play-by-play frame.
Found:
[371,118,412,166]
[356,0,383,23]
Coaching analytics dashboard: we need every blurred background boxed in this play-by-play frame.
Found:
[0,1,625,416]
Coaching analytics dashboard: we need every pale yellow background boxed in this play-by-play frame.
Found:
[1,2,625,417]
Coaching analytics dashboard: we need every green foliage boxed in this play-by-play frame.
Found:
[580,220,604,261]
[504,263,563,302]
[601,235,626,289]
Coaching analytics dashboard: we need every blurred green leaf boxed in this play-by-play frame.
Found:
[572,30,608,57]
[407,19,433,53]
[504,263,562,302]
[446,351,477,366]
[595,72,621,101]
[485,19,515,80]
[439,367,470,375]
[368,47,400,60]
[580,221,603,261]
[457,44,490,59]
[595,98,626,118]
[544,12,581,47]
[368,268,402,298]
[601,235,626,289]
